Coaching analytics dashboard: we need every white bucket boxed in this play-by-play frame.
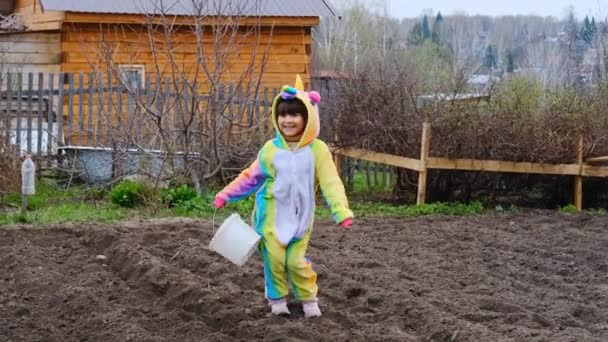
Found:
[209,213,261,266]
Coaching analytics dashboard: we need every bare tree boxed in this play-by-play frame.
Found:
[71,0,273,192]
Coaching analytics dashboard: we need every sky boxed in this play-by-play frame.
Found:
[374,0,608,19]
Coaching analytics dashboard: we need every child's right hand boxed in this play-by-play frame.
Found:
[213,197,226,209]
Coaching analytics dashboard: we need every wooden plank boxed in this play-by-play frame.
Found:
[581,165,608,178]
[63,12,320,27]
[117,80,123,145]
[56,73,64,148]
[574,134,584,211]
[26,72,33,153]
[62,30,312,45]
[417,122,431,205]
[4,73,12,146]
[144,75,152,146]
[106,72,113,145]
[62,53,311,66]
[585,156,608,164]
[67,23,310,36]
[60,61,307,74]
[0,53,61,65]
[67,73,74,145]
[427,157,583,176]
[0,41,61,54]
[47,72,54,165]
[36,73,43,160]
[365,161,371,188]
[15,74,22,147]
[87,72,94,145]
[135,78,143,145]
[0,32,60,43]
[23,22,62,31]
[336,147,422,171]
[78,72,84,145]
[97,73,104,145]
[61,41,308,56]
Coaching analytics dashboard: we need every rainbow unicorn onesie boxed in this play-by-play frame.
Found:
[214,76,353,304]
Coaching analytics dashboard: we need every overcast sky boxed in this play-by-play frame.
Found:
[373,0,607,19]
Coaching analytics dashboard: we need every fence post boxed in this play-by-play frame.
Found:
[574,132,584,211]
[417,122,431,205]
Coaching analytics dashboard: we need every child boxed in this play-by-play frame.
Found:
[213,76,353,318]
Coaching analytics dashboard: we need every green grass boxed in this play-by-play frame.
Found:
[559,204,578,214]
[0,202,132,225]
[0,181,489,225]
[559,204,607,215]
[348,170,393,194]
[2,179,107,210]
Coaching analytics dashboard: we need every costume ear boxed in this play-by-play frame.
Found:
[308,91,321,105]
[295,74,305,91]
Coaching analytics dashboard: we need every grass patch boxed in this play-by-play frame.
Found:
[6,177,580,226]
[0,202,132,225]
[168,196,486,220]
[349,170,393,194]
[338,201,485,218]
[2,179,106,210]
[0,181,487,225]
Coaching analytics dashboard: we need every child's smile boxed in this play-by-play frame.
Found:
[278,113,305,141]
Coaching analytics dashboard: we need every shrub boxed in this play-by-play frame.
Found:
[110,180,148,208]
[559,204,578,214]
[165,185,198,207]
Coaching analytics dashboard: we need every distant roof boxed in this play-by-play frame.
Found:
[39,0,340,18]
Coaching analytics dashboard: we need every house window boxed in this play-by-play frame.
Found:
[118,65,145,90]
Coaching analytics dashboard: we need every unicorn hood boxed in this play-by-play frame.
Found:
[271,75,321,150]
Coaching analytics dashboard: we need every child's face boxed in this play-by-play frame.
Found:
[278,113,304,142]
[278,113,305,142]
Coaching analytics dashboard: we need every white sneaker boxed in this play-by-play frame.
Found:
[303,301,322,318]
[269,299,290,316]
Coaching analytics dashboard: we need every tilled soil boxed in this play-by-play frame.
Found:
[1,211,607,341]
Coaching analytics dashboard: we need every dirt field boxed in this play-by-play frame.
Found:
[1,211,607,342]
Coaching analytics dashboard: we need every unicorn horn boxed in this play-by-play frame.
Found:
[294,74,304,91]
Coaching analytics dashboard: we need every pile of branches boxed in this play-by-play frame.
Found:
[329,65,608,207]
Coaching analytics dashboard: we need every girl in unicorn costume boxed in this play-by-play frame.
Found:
[214,76,353,318]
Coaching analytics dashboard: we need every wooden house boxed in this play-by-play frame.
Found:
[1,0,339,148]
[3,0,339,88]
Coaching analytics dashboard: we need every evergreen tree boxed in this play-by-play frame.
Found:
[484,45,497,70]
[407,22,424,46]
[422,15,431,40]
[506,49,516,73]
[581,16,594,44]
[432,12,443,44]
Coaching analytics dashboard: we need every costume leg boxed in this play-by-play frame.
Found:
[286,229,318,302]
[259,232,289,300]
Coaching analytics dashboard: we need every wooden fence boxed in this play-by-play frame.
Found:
[334,123,608,211]
[0,72,279,168]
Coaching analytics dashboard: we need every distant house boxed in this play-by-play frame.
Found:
[1,0,339,88]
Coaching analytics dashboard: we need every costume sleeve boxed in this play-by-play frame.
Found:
[314,141,353,223]
[216,157,266,203]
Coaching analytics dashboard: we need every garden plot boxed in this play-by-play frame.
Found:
[1,212,607,341]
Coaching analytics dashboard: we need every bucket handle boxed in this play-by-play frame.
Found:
[212,208,218,234]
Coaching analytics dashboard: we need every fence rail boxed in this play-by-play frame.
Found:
[334,123,608,211]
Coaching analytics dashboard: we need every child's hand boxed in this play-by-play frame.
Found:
[213,197,226,209]
[339,218,352,230]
